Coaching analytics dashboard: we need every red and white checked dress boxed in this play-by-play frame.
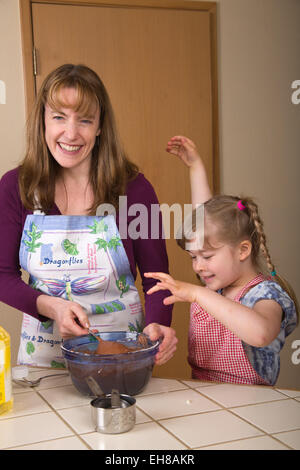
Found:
[188,274,268,385]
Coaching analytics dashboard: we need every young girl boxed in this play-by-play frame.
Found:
[145,136,298,385]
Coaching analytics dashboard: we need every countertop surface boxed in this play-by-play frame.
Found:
[1,368,300,450]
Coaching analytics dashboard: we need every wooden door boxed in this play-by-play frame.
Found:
[20,0,219,379]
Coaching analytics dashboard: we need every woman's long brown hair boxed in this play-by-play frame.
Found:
[19,64,138,213]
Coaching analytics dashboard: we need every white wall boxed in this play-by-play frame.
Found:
[0,0,299,388]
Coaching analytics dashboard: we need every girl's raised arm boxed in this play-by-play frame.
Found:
[166,136,212,207]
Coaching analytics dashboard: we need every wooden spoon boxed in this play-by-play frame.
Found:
[89,329,135,354]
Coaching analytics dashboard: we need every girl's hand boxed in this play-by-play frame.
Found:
[143,323,178,365]
[166,136,203,169]
[37,295,90,339]
[166,136,212,205]
[144,272,199,305]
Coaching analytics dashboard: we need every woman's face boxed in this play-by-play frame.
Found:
[44,87,100,173]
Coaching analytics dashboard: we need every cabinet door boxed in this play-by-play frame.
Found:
[26,0,218,379]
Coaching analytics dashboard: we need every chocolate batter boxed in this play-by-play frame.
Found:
[94,338,139,355]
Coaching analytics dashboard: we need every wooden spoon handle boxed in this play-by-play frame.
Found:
[89,329,103,342]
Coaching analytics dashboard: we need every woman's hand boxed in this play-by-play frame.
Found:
[143,322,178,365]
[144,272,200,305]
[36,295,90,339]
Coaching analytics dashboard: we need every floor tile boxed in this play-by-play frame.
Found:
[139,378,187,396]
[136,389,220,420]
[57,405,94,434]
[0,391,51,420]
[81,422,187,450]
[10,436,89,450]
[181,379,216,388]
[197,383,286,408]
[12,383,36,395]
[231,399,300,433]
[273,429,300,450]
[0,412,73,449]
[135,408,154,424]
[159,410,262,448]
[198,435,289,450]
[38,384,90,409]
[276,388,300,398]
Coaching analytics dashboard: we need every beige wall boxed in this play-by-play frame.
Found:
[0,0,299,388]
[0,0,25,363]
[201,0,300,388]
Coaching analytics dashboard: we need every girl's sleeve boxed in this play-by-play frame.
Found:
[127,174,173,327]
[0,170,44,319]
[242,281,297,336]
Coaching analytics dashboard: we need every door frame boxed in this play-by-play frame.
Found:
[19,0,219,192]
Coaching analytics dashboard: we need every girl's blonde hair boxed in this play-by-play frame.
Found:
[178,195,299,321]
[19,64,138,213]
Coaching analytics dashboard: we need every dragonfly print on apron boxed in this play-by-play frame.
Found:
[18,213,144,368]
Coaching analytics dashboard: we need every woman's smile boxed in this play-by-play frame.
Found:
[58,142,83,153]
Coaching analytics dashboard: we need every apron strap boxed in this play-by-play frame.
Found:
[234,273,266,302]
[33,191,45,215]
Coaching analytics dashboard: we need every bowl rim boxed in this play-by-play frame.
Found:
[61,331,160,358]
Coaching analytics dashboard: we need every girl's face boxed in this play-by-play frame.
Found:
[189,242,242,291]
[44,87,100,173]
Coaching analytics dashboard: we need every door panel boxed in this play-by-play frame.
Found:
[31,1,218,379]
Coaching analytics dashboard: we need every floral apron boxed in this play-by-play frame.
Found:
[17,210,144,368]
[188,274,267,385]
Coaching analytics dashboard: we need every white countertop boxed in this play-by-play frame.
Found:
[1,368,300,450]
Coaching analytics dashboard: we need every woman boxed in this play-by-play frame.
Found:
[0,64,177,368]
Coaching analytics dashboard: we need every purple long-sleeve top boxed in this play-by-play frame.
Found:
[0,168,172,326]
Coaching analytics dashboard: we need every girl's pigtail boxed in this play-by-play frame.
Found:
[243,198,275,274]
[244,197,299,323]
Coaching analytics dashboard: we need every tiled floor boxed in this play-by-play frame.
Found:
[0,369,300,450]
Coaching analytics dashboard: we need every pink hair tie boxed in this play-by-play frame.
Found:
[237,200,246,211]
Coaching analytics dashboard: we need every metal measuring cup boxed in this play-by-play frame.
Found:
[86,376,136,434]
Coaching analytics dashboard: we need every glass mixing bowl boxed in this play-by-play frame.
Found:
[61,331,159,396]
